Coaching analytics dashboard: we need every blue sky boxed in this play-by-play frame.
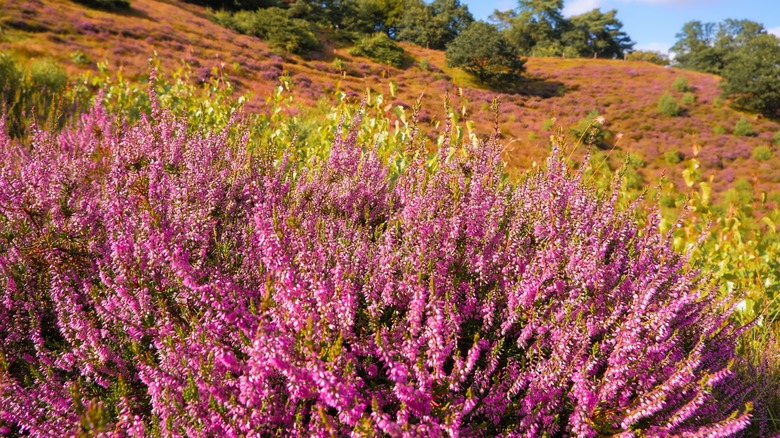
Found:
[460,0,780,54]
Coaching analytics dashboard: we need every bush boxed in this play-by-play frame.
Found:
[753,145,773,161]
[713,125,727,135]
[350,33,406,69]
[774,131,780,146]
[681,92,696,105]
[673,76,692,92]
[569,110,609,147]
[658,92,681,116]
[664,149,684,165]
[0,53,70,138]
[213,8,321,54]
[626,50,670,66]
[445,21,525,84]
[734,117,754,137]
[0,90,753,436]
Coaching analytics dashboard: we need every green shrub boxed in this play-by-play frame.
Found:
[541,117,555,131]
[664,149,684,165]
[658,92,681,116]
[0,52,21,100]
[774,131,780,146]
[713,124,727,135]
[29,58,68,93]
[214,8,320,54]
[417,58,430,71]
[734,117,754,137]
[70,50,91,66]
[625,50,670,66]
[680,92,696,105]
[350,33,406,69]
[569,110,609,147]
[673,76,692,92]
[753,145,773,161]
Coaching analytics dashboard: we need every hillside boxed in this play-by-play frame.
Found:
[2,0,779,199]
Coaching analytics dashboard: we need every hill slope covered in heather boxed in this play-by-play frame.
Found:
[2,0,779,198]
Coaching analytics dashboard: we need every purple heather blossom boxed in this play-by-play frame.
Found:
[0,91,755,436]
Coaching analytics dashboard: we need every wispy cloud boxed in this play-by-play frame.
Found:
[634,42,672,53]
[563,0,606,16]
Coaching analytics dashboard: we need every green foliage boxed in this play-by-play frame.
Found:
[658,92,681,116]
[499,1,633,58]
[561,8,634,59]
[569,110,609,147]
[673,76,692,92]
[350,33,406,68]
[733,117,755,137]
[417,58,430,71]
[445,21,525,84]
[720,33,780,118]
[212,7,321,54]
[680,92,696,105]
[0,52,70,139]
[625,50,670,66]
[70,0,130,10]
[70,50,91,66]
[664,149,684,165]
[713,124,727,135]
[753,145,773,161]
[397,0,474,50]
[774,131,780,146]
[541,117,555,131]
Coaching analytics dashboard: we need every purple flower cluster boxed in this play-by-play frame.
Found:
[0,99,752,436]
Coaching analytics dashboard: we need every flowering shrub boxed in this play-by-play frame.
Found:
[0,93,754,436]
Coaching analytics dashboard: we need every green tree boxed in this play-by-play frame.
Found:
[562,8,634,58]
[397,0,474,49]
[721,33,780,118]
[670,20,722,73]
[445,21,525,84]
[351,0,419,37]
[505,0,567,56]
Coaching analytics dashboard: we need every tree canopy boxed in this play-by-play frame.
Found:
[397,0,474,50]
[445,21,525,83]
[494,1,634,58]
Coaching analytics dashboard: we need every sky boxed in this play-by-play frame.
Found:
[460,0,780,54]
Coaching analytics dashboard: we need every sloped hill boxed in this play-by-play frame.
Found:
[2,0,779,198]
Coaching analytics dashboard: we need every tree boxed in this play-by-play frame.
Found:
[507,0,567,55]
[721,33,780,118]
[445,21,525,84]
[397,0,474,50]
[670,21,723,73]
[562,9,634,59]
[350,0,419,37]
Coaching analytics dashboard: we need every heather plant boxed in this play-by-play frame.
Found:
[0,86,756,436]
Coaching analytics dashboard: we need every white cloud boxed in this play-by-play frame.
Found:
[563,0,606,16]
[769,27,780,37]
[634,42,671,54]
